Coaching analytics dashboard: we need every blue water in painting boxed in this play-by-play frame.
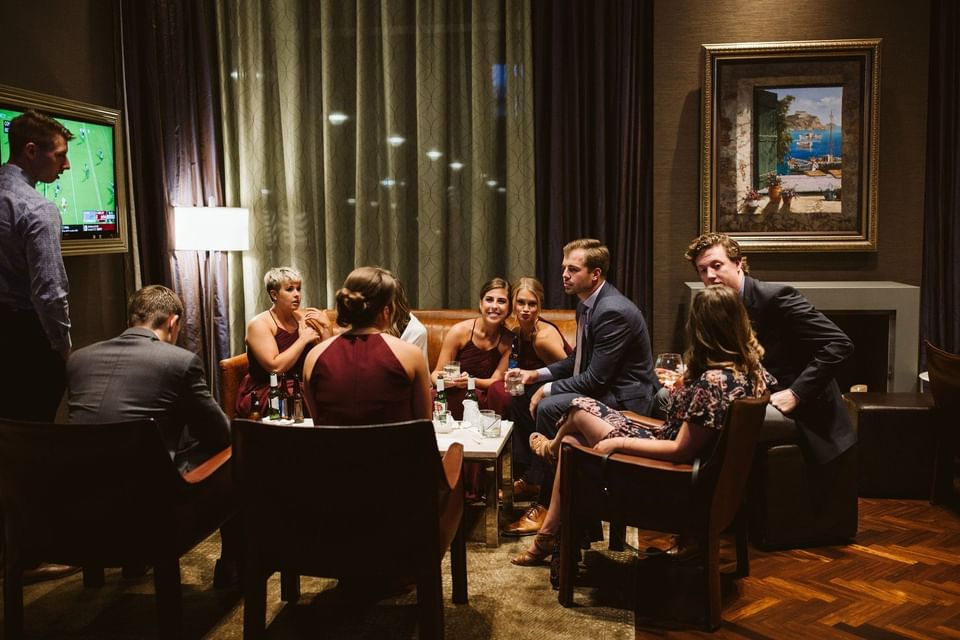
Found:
[777,128,843,174]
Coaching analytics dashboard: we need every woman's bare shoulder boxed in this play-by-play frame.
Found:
[247,310,275,334]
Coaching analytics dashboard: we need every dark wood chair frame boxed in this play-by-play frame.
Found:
[557,395,769,631]
[233,418,467,640]
[0,418,233,640]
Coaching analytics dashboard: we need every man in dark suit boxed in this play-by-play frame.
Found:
[685,233,856,464]
[67,285,230,472]
[504,238,659,534]
[66,285,238,587]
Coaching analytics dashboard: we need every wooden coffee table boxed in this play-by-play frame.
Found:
[436,421,514,547]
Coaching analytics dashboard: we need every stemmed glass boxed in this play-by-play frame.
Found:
[655,353,682,390]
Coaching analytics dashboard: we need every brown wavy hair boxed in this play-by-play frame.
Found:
[683,284,764,385]
[335,266,397,329]
[683,233,750,274]
[386,272,412,338]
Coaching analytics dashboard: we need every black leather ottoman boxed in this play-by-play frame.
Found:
[748,406,859,549]
[844,392,936,498]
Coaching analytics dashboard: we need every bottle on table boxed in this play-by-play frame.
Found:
[434,375,449,424]
[462,376,481,429]
[248,391,262,422]
[267,372,282,419]
[289,373,304,423]
[277,373,289,419]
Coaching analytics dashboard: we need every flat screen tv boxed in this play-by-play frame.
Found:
[0,84,130,255]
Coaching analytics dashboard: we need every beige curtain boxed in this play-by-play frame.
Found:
[215,0,535,354]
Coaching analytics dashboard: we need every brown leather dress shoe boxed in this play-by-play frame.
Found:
[22,562,81,585]
[502,504,547,537]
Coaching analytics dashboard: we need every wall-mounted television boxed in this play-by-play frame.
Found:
[0,84,130,256]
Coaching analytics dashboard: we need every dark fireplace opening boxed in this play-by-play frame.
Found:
[825,311,891,393]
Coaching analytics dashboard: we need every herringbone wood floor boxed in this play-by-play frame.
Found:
[665,498,960,639]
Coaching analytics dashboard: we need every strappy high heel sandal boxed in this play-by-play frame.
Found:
[529,433,557,464]
[510,532,559,566]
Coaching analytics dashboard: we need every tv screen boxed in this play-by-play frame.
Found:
[0,84,129,255]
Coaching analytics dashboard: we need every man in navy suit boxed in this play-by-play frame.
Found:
[504,238,659,534]
[685,233,856,464]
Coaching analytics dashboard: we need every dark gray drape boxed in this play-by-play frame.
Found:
[532,0,654,315]
[121,0,229,395]
[922,0,960,358]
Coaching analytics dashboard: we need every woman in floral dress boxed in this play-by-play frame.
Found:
[512,284,774,566]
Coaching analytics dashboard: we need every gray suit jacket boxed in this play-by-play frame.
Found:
[546,282,659,414]
[67,327,230,472]
[742,276,856,463]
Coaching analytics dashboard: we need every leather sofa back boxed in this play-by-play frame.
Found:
[320,308,576,371]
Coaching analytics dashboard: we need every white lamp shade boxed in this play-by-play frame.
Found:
[174,207,250,251]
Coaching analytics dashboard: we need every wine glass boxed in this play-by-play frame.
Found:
[655,353,682,389]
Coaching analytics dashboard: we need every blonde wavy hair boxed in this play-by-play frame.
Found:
[683,284,764,386]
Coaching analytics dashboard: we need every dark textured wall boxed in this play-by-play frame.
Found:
[0,1,130,349]
[652,0,930,353]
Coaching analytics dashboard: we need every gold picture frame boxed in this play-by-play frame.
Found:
[700,39,881,252]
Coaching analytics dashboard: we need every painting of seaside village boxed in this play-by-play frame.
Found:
[747,86,845,218]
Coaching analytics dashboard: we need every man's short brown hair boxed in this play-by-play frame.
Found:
[684,233,750,274]
[6,109,74,158]
[563,238,610,275]
[128,285,184,330]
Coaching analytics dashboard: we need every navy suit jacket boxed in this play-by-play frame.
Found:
[66,327,231,472]
[743,276,857,463]
[546,282,659,415]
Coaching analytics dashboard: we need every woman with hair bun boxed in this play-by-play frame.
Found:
[303,266,431,424]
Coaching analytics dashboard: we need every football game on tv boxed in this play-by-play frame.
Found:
[0,84,129,255]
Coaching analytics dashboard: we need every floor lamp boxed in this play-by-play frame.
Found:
[173,206,250,398]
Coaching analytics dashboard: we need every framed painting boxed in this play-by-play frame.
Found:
[700,39,881,252]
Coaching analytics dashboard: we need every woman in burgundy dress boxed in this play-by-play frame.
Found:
[431,277,513,419]
[502,277,574,503]
[236,266,332,417]
[303,267,431,425]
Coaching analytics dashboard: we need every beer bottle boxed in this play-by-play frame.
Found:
[290,373,304,423]
[464,376,478,403]
[268,372,282,419]
[277,373,289,419]
[248,391,262,422]
[434,376,448,416]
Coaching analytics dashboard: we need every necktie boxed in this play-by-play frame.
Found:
[573,305,589,376]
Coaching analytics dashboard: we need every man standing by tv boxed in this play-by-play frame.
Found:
[0,110,76,582]
[0,109,73,422]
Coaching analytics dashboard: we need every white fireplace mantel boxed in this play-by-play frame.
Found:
[685,281,920,392]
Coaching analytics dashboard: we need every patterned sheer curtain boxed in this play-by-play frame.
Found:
[214,0,535,353]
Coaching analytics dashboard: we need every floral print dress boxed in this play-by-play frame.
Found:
[568,367,774,442]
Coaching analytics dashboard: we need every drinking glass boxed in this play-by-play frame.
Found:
[432,410,453,433]
[443,361,461,382]
[480,410,501,438]
[655,353,682,389]
[505,369,525,396]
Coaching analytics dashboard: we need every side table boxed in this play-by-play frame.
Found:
[845,392,937,498]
